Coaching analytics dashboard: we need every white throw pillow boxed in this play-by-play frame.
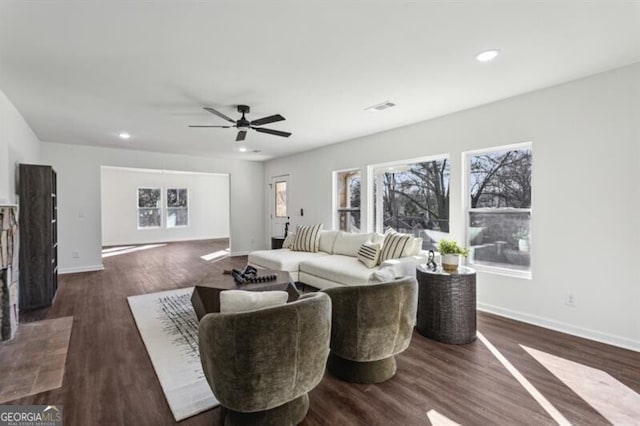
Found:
[220,290,289,313]
[333,232,374,257]
[379,232,413,263]
[369,266,398,283]
[282,233,296,249]
[318,230,340,254]
[409,237,423,256]
[356,241,381,268]
[292,224,323,252]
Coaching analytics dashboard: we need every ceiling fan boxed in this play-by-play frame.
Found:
[189,105,292,142]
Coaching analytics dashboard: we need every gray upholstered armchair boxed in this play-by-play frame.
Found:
[323,277,418,383]
[198,292,331,426]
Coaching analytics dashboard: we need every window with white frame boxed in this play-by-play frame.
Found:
[334,169,361,232]
[166,188,188,228]
[137,188,162,228]
[465,143,532,276]
[369,156,450,250]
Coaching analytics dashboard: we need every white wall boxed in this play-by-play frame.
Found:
[101,167,229,246]
[41,143,264,273]
[0,89,41,203]
[264,64,640,350]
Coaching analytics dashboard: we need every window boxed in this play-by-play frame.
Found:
[334,169,361,232]
[137,188,162,228]
[465,143,532,276]
[167,188,188,228]
[274,181,287,218]
[370,156,450,250]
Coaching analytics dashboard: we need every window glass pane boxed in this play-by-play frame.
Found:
[336,170,361,232]
[275,181,287,217]
[167,208,189,227]
[138,208,161,228]
[167,188,188,207]
[138,188,161,208]
[469,148,532,208]
[469,211,531,271]
[374,159,449,250]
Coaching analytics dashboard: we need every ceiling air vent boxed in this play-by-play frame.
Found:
[365,101,396,113]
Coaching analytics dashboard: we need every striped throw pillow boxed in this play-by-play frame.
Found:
[379,232,412,263]
[292,224,323,252]
[357,241,381,268]
[282,233,296,249]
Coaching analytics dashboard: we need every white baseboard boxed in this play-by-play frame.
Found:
[230,251,251,257]
[58,264,105,275]
[478,302,640,352]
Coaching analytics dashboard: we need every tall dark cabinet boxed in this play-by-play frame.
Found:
[19,164,58,310]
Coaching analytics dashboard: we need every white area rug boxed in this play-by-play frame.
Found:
[127,287,218,421]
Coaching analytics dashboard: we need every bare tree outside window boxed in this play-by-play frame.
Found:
[467,145,532,274]
[138,188,162,228]
[167,188,188,228]
[275,181,287,217]
[335,170,361,232]
[373,158,450,250]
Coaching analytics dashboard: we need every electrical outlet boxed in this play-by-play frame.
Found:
[565,293,576,307]
[72,251,79,259]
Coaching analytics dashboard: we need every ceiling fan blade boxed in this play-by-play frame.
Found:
[253,127,292,138]
[236,130,247,142]
[188,125,232,128]
[250,114,285,126]
[203,107,236,123]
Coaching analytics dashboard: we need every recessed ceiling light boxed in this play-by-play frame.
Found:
[476,49,500,62]
[239,147,247,152]
[118,132,131,139]
[365,101,396,113]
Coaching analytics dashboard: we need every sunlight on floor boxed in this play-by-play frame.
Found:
[200,249,230,262]
[102,244,167,258]
[522,345,640,425]
[426,409,461,426]
[477,332,571,425]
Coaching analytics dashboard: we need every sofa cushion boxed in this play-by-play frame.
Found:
[299,254,374,285]
[356,241,381,268]
[248,249,329,273]
[379,232,412,263]
[220,290,289,313]
[319,230,340,254]
[292,224,323,252]
[282,233,296,249]
[333,232,374,257]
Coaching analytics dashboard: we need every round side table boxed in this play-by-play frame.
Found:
[415,265,477,344]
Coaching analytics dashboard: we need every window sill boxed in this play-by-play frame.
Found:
[468,263,532,280]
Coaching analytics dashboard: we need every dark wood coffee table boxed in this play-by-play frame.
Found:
[191,270,299,320]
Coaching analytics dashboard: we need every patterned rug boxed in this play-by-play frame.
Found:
[127,288,218,421]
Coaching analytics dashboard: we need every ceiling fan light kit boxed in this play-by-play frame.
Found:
[189,104,292,142]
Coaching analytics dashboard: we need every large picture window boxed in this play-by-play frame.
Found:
[465,143,532,276]
[137,188,162,228]
[167,188,188,228]
[370,156,449,250]
[335,169,361,232]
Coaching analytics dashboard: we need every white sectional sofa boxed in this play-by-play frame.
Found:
[248,230,428,290]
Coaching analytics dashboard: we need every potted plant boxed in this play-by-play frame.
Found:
[437,239,469,273]
[513,229,530,252]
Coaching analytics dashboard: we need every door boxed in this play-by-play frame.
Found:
[271,175,290,238]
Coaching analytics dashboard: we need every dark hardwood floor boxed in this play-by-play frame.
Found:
[9,240,640,425]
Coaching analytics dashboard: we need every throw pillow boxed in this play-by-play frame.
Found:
[220,290,288,313]
[356,241,381,268]
[292,224,323,252]
[379,231,412,263]
[332,231,375,256]
[369,266,398,283]
[282,233,296,249]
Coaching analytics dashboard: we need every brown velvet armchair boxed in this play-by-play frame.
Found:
[323,277,418,383]
[198,292,331,426]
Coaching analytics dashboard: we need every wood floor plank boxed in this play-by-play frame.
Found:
[9,240,640,425]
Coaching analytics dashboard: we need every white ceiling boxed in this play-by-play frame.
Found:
[1,1,638,161]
